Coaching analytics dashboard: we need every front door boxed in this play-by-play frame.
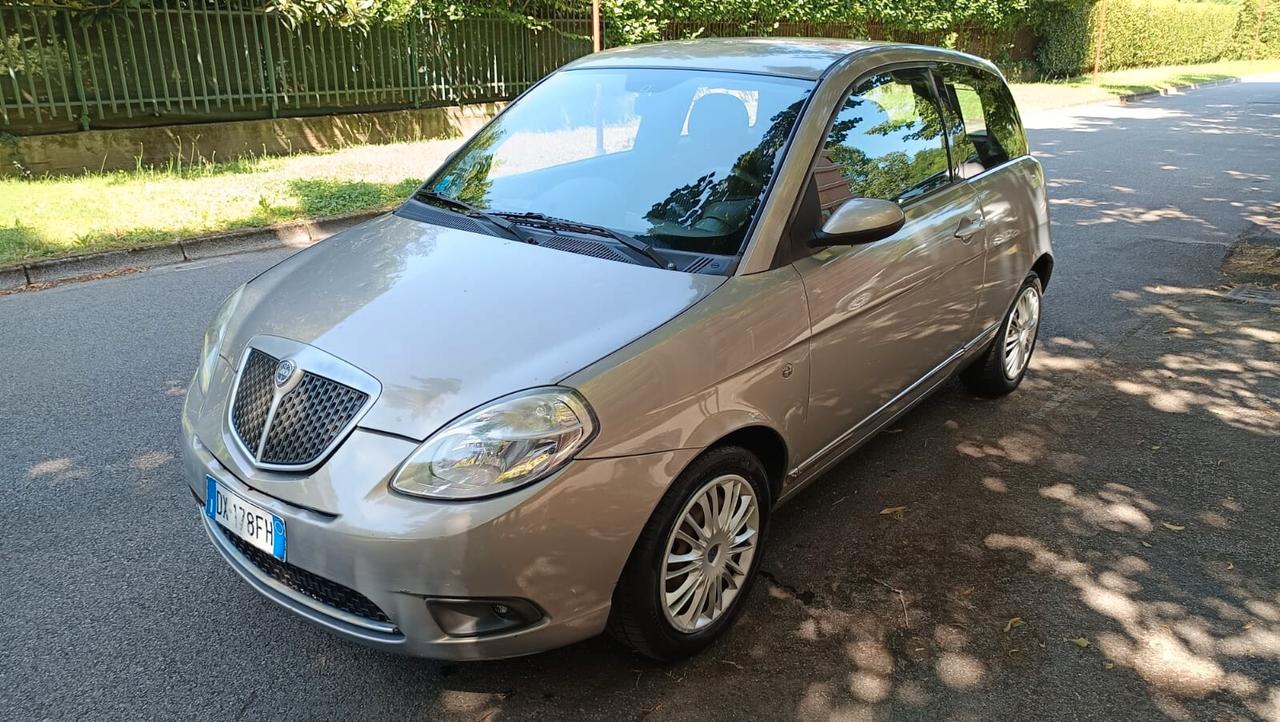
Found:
[792,68,987,461]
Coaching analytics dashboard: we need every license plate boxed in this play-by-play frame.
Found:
[205,475,286,561]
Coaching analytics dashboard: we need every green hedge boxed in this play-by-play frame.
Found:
[1097,0,1237,70]
[603,0,1259,78]
[1232,0,1280,60]
[1035,0,1240,77]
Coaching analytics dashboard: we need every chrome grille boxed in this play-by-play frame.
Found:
[259,372,369,465]
[231,349,277,447]
[229,342,372,471]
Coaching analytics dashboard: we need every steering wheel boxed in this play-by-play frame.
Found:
[693,199,751,233]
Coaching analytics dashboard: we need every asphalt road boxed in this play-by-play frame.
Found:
[2,78,1278,722]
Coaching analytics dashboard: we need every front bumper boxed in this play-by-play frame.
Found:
[181,422,696,660]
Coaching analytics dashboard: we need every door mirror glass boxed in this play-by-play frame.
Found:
[812,198,905,246]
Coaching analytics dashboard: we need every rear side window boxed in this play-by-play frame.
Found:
[814,69,950,213]
[936,64,1028,176]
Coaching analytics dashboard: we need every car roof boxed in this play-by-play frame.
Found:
[563,37,916,80]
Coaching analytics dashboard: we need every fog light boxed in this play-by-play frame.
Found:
[426,597,544,638]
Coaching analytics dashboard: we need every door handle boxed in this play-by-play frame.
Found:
[954,215,985,242]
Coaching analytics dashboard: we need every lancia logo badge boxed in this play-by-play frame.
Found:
[274,359,298,387]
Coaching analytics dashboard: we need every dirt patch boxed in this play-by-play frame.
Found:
[1223,226,1280,289]
[1223,243,1280,288]
[0,266,140,296]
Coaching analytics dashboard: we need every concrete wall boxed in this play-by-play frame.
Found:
[1,103,504,178]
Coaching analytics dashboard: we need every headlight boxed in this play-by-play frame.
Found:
[390,388,597,500]
[195,284,245,396]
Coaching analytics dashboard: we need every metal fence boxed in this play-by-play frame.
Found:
[1,2,1036,136]
[0,3,593,134]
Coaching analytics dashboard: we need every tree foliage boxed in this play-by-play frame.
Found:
[263,0,587,28]
[14,0,137,8]
[19,1,589,29]
[20,0,1279,73]
[602,0,1039,45]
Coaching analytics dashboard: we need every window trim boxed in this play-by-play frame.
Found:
[928,67,977,182]
[724,79,820,275]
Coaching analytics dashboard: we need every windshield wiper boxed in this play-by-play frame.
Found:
[492,211,674,270]
[412,189,538,245]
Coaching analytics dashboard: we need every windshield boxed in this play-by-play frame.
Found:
[424,68,813,257]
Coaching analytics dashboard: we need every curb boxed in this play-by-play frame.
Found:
[1020,74,1253,114]
[0,209,385,292]
[1115,76,1241,104]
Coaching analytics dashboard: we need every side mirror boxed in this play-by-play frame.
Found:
[810,198,905,247]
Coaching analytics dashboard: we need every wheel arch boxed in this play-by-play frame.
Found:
[1031,252,1054,291]
[696,424,789,506]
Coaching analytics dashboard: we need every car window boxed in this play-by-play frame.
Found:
[427,68,812,257]
[937,64,1029,177]
[488,73,640,177]
[814,69,951,215]
[497,83,767,177]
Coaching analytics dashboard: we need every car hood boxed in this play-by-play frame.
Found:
[223,214,724,441]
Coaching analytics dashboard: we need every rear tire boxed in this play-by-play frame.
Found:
[962,273,1043,397]
[607,446,770,662]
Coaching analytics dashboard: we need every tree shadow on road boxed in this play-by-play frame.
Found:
[29,82,1272,722]
[321,88,1280,721]
[311,279,1278,722]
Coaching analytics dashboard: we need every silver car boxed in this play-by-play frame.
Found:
[182,38,1052,661]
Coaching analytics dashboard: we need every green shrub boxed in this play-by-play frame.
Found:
[1035,0,1240,76]
[1033,2,1094,77]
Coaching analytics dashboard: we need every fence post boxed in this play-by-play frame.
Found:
[592,0,602,52]
[409,19,421,108]
[60,10,91,129]
[260,12,278,118]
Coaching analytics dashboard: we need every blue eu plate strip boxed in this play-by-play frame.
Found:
[272,518,288,560]
[205,475,217,518]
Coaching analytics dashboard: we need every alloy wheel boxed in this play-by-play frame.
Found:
[1003,285,1041,380]
[660,473,761,633]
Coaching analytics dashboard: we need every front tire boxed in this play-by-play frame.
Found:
[607,446,770,661]
[962,273,1043,397]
